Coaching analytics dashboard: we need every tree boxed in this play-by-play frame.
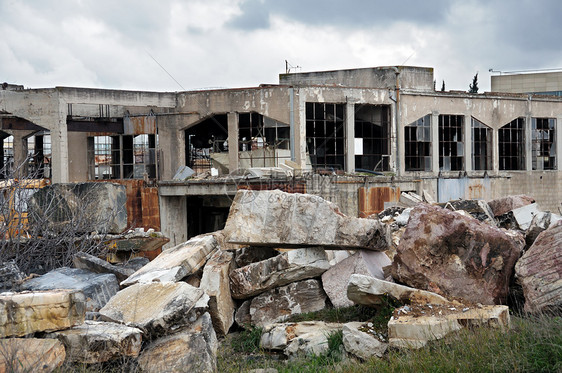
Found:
[469,73,479,93]
[441,80,446,92]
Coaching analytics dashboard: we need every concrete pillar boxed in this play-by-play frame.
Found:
[525,115,532,171]
[394,102,404,176]
[159,195,187,249]
[67,132,88,182]
[50,101,69,183]
[554,116,562,171]
[464,115,472,172]
[227,112,239,172]
[12,134,28,175]
[431,112,440,173]
[345,102,355,173]
[492,127,499,173]
[294,95,307,169]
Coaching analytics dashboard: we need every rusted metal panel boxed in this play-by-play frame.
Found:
[358,186,401,217]
[437,176,491,202]
[124,115,156,135]
[141,186,161,230]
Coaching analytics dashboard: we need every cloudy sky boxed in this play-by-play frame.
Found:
[1,0,561,93]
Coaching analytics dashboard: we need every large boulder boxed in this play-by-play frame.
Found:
[27,182,127,234]
[121,234,218,286]
[515,221,562,312]
[0,338,66,373]
[73,252,137,283]
[47,320,142,363]
[200,250,235,335]
[487,195,535,217]
[0,290,85,337]
[21,267,119,312]
[234,246,279,268]
[229,248,330,299]
[137,312,217,373]
[322,251,391,308]
[392,204,523,305]
[342,322,388,359]
[249,279,327,327]
[99,281,208,338]
[224,190,391,250]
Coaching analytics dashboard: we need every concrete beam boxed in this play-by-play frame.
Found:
[464,115,472,171]
[227,112,239,172]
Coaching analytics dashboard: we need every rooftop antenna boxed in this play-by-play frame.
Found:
[285,60,301,74]
[146,50,186,91]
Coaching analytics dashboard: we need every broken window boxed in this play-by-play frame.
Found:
[532,118,556,170]
[499,118,525,170]
[471,118,492,171]
[439,115,464,171]
[238,112,290,168]
[185,114,228,173]
[306,102,345,170]
[405,114,431,171]
[1,136,13,178]
[26,133,51,178]
[88,134,158,180]
[354,104,391,172]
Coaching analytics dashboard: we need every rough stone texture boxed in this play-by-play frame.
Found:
[525,211,553,246]
[0,338,65,373]
[260,321,341,356]
[322,251,391,308]
[99,281,208,338]
[74,252,135,283]
[229,248,330,299]
[0,289,85,338]
[443,199,496,226]
[392,204,523,305]
[487,195,535,217]
[47,320,142,363]
[224,190,391,250]
[512,203,541,231]
[121,234,218,286]
[27,182,127,234]
[200,250,235,335]
[234,300,252,327]
[347,274,453,306]
[342,322,388,359]
[249,279,327,327]
[516,221,562,312]
[137,312,217,373]
[0,261,24,292]
[234,246,279,268]
[388,304,510,349]
[22,267,119,312]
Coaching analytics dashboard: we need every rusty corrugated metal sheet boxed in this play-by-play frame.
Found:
[124,115,156,135]
[141,186,161,230]
[358,186,401,217]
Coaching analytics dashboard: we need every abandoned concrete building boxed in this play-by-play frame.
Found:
[1,66,562,247]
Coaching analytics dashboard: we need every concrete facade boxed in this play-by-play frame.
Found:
[492,70,562,96]
[2,66,562,245]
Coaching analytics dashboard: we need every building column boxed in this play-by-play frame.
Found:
[49,100,69,183]
[431,112,440,174]
[12,134,28,176]
[492,127,500,173]
[227,112,239,172]
[464,115,472,172]
[525,114,532,171]
[345,102,355,173]
[294,95,307,169]
[557,116,562,170]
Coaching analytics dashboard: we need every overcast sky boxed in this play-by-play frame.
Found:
[1,0,561,93]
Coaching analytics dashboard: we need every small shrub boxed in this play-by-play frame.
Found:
[230,325,264,354]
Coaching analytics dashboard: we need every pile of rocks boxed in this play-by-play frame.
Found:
[0,189,560,371]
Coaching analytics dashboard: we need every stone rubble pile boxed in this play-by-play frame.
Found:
[0,189,560,371]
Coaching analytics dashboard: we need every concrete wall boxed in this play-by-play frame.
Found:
[492,72,562,94]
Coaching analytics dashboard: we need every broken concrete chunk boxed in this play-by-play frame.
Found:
[74,252,134,283]
[0,261,24,292]
[525,211,552,246]
[99,281,208,338]
[137,312,217,373]
[200,250,235,335]
[47,320,142,363]
[229,248,330,299]
[347,274,453,306]
[0,338,66,373]
[388,304,510,349]
[512,203,541,231]
[516,221,562,313]
[422,190,436,204]
[0,289,85,338]
[342,322,388,359]
[21,267,119,312]
[27,182,127,234]
[249,279,327,327]
[392,204,523,305]
[442,199,497,226]
[224,190,391,250]
[121,234,218,286]
[260,321,341,357]
[399,192,423,207]
[487,195,535,217]
[234,246,279,268]
[322,251,391,308]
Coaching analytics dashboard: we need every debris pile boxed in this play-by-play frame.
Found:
[0,188,561,371]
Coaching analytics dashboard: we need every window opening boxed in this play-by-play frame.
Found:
[405,114,431,171]
[354,105,391,172]
[471,118,492,171]
[306,102,345,170]
[499,117,525,170]
[439,114,464,171]
[532,118,556,170]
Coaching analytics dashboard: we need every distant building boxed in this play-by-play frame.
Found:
[491,70,562,97]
